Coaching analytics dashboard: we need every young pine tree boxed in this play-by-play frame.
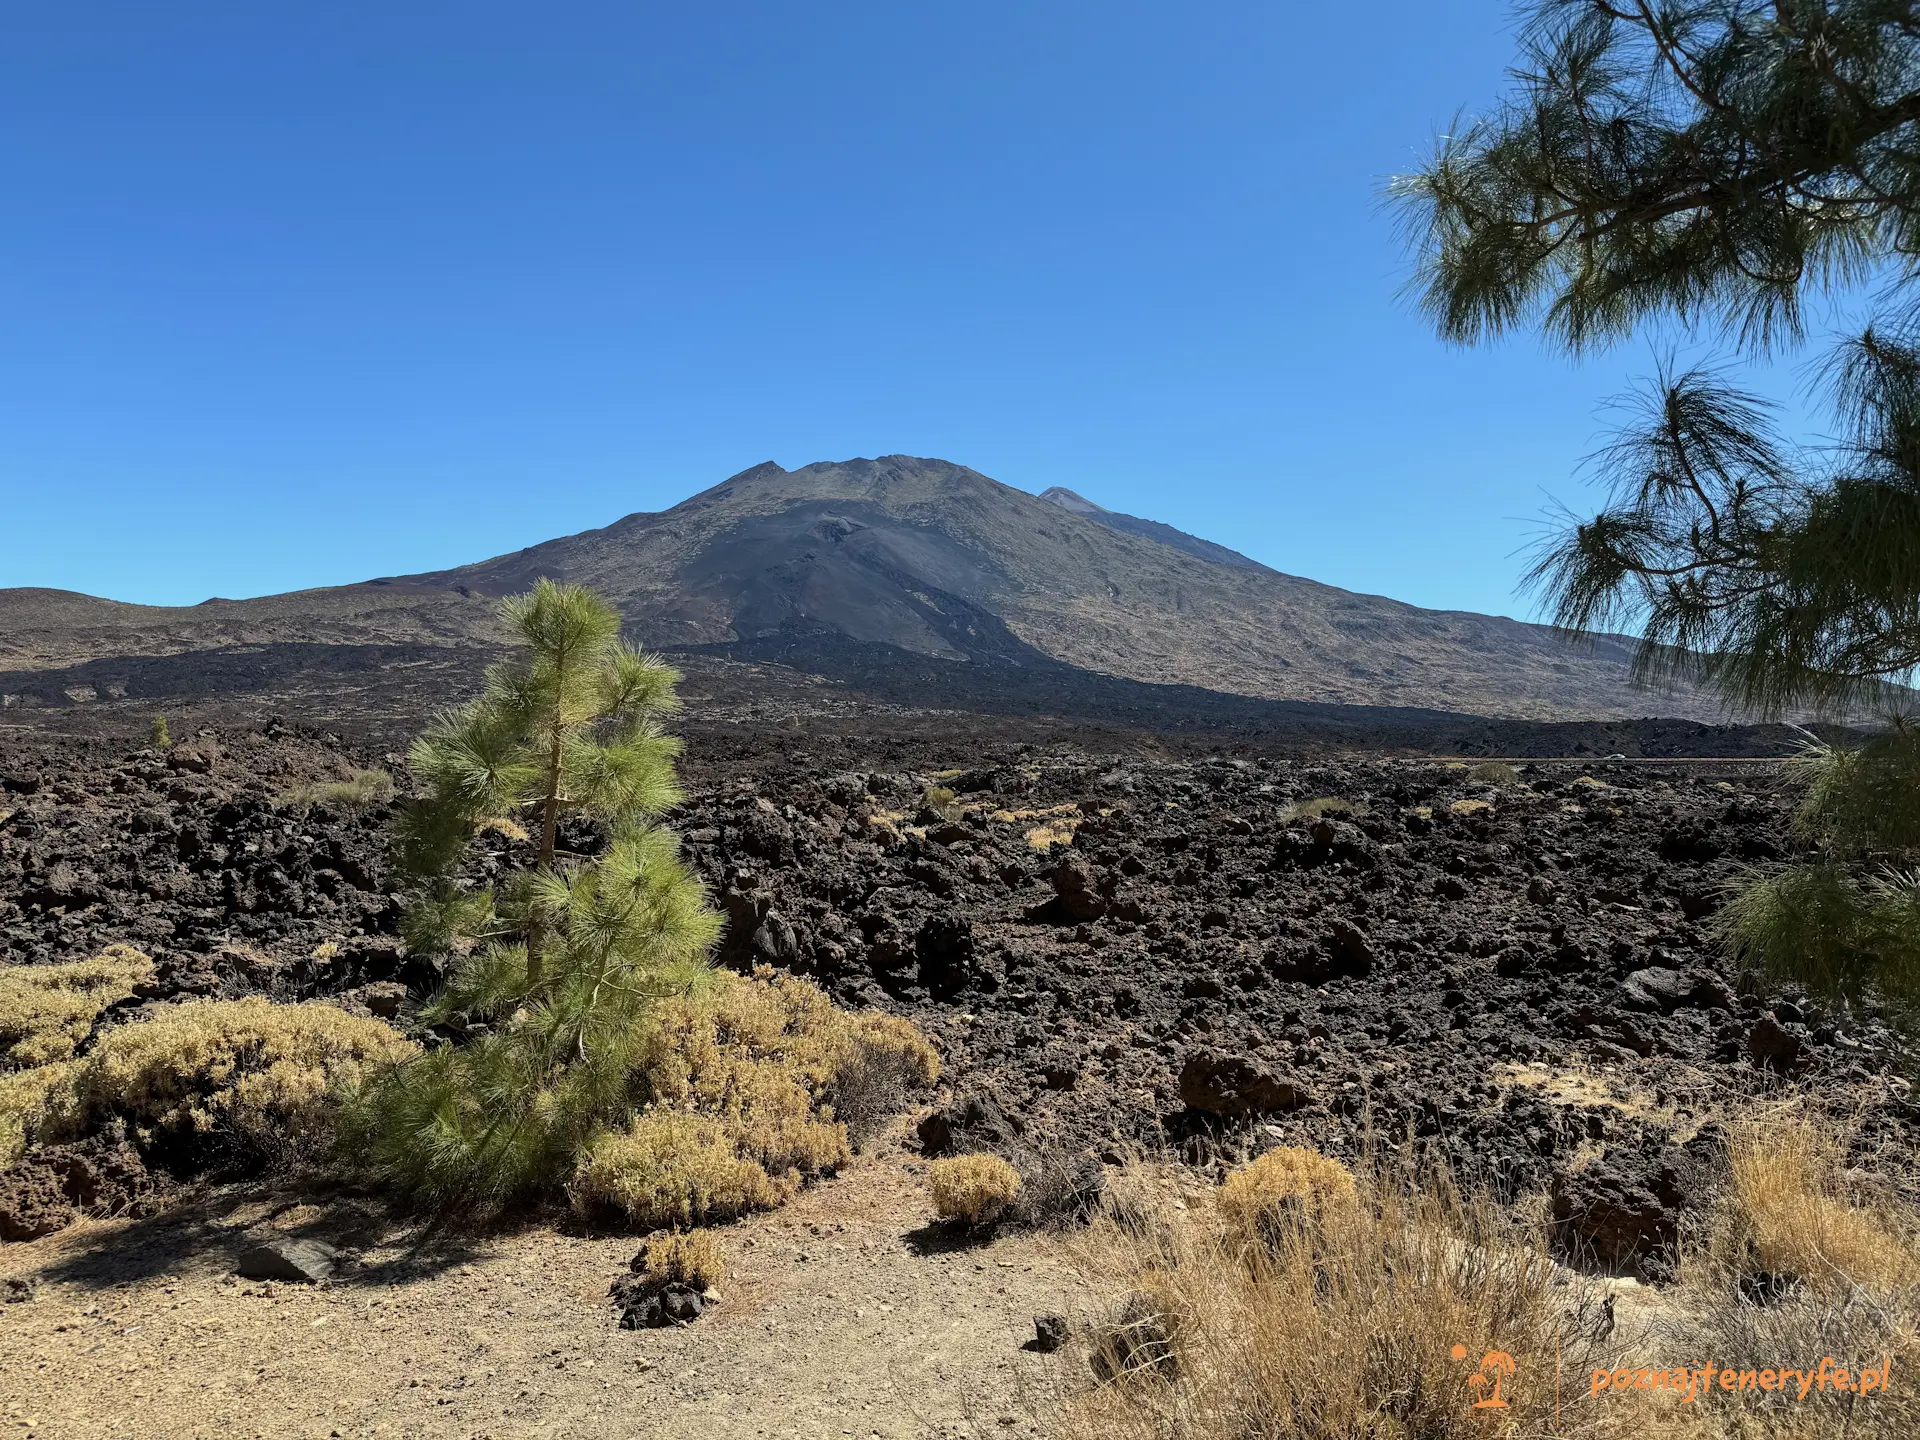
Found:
[344,580,721,1209]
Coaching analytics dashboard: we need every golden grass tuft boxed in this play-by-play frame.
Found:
[1063,1163,1610,1440]
[1280,796,1366,823]
[1702,1113,1918,1291]
[1217,1146,1358,1247]
[1449,797,1493,815]
[1467,760,1521,787]
[274,768,394,813]
[929,1152,1023,1225]
[639,1231,725,1290]
[570,969,937,1228]
[0,946,155,1067]
[572,1111,784,1229]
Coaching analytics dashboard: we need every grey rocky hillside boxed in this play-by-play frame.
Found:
[3,456,1730,727]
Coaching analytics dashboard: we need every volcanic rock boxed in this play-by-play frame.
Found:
[1178,1049,1312,1116]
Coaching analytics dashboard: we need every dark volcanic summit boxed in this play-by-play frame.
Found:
[3,455,1722,732]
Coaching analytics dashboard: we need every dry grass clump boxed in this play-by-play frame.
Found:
[930,1153,1023,1226]
[920,784,960,820]
[0,1061,81,1165]
[0,946,154,1067]
[1217,1146,1358,1247]
[573,1112,782,1229]
[1062,1158,1609,1440]
[570,969,937,1228]
[62,997,416,1162]
[638,1231,725,1290]
[1698,1113,1917,1292]
[832,1011,943,1148]
[1648,1113,1920,1439]
[1468,760,1521,787]
[1280,796,1366,822]
[274,768,394,813]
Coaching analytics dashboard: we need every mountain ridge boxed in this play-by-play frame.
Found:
[0,455,1716,723]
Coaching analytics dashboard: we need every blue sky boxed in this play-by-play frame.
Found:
[0,2,1856,616]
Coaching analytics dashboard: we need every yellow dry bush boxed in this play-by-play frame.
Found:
[274,768,394,813]
[638,1231,724,1290]
[1707,1114,1918,1290]
[571,1110,783,1228]
[0,945,154,1067]
[845,1011,940,1089]
[66,996,416,1155]
[1218,1147,1359,1246]
[571,969,935,1227]
[0,1060,80,1166]
[1063,1164,1610,1440]
[930,1152,1023,1225]
[1280,796,1366,822]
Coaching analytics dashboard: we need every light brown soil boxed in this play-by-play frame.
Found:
[0,1129,1090,1440]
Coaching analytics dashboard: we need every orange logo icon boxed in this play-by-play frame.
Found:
[1453,1344,1515,1409]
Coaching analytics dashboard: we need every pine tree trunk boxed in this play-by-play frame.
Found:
[526,721,564,987]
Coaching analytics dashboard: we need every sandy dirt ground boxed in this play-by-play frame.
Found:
[0,1127,1092,1440]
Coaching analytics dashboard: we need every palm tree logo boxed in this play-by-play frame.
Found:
[1452,1344,1515,1409]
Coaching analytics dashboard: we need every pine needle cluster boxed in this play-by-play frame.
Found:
[1398,3,1920,1009]
[342,580,723,1210]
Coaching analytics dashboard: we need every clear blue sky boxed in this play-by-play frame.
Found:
[0,2,1850,617]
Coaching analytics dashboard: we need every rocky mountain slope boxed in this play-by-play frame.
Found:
[2,455,1716,725]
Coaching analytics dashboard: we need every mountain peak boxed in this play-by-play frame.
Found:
[1038,486,1106,516]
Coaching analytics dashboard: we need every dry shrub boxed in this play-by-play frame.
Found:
[1468,760,1521,787]
[1280,796,1365,822]
[639,1231,725,1290]
[1217,1146,1358,1247]
[1062,1161,1609,1440]
[1702,1114,1917,1292]
[831,1011,942,1149]
[274,768,394,813]
[0,1061,80,1166]
[571,1111,782,1228]
[930,1153,1023,1225]
[1026,822,1080,850]
[1637,1112,1920,1439]
[570,969,937,1227]
[62,996,416,1163]
[0,946,154,1067]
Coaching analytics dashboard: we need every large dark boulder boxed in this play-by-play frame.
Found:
[1178,1048,1312,1116]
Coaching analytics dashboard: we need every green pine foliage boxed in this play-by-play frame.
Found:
[342,580,722,1209]
[149,714,171,750]
[1397,3,1920,1010]
[1722,724,1920,1005]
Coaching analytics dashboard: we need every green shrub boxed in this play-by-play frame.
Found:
[149,714,171,750]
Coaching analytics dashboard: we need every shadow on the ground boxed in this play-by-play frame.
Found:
[901,1218,996,1256]
[21,1180,535,1292]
